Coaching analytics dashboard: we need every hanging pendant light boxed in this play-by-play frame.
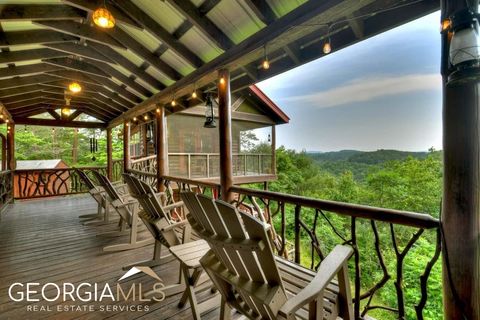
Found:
[93,1,115,29]
[61,97,71,119]
[204,94,216,128]
[262,44,270,70]
[69,82,82,93]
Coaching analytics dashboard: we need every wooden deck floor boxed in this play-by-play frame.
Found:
[0,195,222,320]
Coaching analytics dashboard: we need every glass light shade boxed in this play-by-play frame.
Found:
[192,91,197,99]
[171,99,176,106]
[93,7,115,29]
[450,23,480,66]
[69,82,82,93]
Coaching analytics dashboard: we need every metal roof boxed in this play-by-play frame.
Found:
[0,0,439,128]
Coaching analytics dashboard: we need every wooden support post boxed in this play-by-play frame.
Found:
[271,125,276,175]
[106,127,113,180]
[218,69,233,202]
[7,123,15,170]
[142,123,148,156]
[123,121,130,173]
[441,0,480,318]
[156,107,168,192]
[1,134,6,171]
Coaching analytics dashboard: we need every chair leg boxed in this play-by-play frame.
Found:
[178,265,202,320]
[220,297,232,320]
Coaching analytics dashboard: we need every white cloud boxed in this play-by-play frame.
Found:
[279,73,441,109]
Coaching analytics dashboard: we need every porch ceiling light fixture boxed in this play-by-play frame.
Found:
[69,82,82,93]
[61,97,71,118]
[262,44,270,70]
[93,1,115,29]
[204,94,216,128]
[448,7,480,84]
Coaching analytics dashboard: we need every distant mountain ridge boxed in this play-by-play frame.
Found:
[308,149,428,165]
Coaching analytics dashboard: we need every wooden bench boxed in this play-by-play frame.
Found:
[181,191,354,320]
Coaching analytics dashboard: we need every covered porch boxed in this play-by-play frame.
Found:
[0,0,478,319]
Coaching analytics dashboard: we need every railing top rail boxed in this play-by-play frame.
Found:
[168,152,272,156]
[163,175,221,189]
[231,186,440,229]
[126,168,157,178]
[131,155,157,164]
[0,170,11,174]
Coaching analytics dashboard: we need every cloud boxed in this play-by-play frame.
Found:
[278,73,441,109]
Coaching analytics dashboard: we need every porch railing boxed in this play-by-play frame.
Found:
[151,175,442,320]
[13,160,123,199]
[130,153,273,179]
[0,170,13,213]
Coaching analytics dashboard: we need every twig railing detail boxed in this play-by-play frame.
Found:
[0,170,13,213]
[229,186,442,320]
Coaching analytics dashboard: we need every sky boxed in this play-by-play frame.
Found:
[257,11,442,152]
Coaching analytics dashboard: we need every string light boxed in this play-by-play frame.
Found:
[5,119,9,123]
[192,90,197,99]
[219,77,225,85]
[133,116,137,121]
[0,114,3,120]
[262,44,270,70]
[323,38,332,54]
[144,114,149,121]
[171,93,176,106]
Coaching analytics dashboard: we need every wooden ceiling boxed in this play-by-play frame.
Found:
[0,0,439,128]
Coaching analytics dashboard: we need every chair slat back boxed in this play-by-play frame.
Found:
[77,169,96,190]
[123,174,181,247]
[92,171,121,202]
[185,192,287,319]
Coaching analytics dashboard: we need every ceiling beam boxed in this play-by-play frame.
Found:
[0,48,66,65]
[165,0,234,51]
[44,42,114,64]
[1,90,52,105]
[0,84,44,98]
[0,4,85,21]
[107,27,182,81]
[0,30,77,48]
[243,0,277,25]
[47,69,141,104]
[0,74,57,90]
[43,57,110,78]
[13,116,107,128]
[61,0,142,30]
[114,0,203,68]
[40,93,120,116]
[68,109,83,121]
[46,109,61,120]
[35,20,125,50]
[87,41,166,90]
[347,13,364,39]
[0,63,63,79]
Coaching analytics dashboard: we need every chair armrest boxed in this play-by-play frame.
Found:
[116,199,138,208]
[278,245,353,319]
[160,219,189,232]
[163,201,184,212]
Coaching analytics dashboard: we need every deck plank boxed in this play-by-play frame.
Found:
[0,195,227,320]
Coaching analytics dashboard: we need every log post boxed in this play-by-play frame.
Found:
[142,123,148,156]
[1,134,6,171]
[106,127,113,180]
[271,125,276,175]
[218,69,233,202]
[7,123,15,171]
[123,121,130,173]
[156,107,168,192]
[441,0,480,318]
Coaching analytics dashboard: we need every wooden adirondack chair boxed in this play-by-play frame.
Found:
[76,169,111,224]
[123,173,218,312]
[92,171,153,252]
[181,191,354,320]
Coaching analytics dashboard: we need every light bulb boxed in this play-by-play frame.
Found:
[262,58,270,70]
[219,77,225,85]
[133,117,137,121]
[144,115,148,120]
[93,7,115,29]
[156,108,160,113]
[323,41,332,54]
[69,82,82,93]
[5,119,9,123]
[192,90,197,99]
[171,99,176,107]
[441,18,451,32]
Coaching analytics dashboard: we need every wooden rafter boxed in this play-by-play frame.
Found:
[46,109,61,120]
[43,57,110,78]
[0,63,62,79]
[0,84,44,99]
[0,74,58,90]
[0,30,77,48]
[34,20,125,49]
[13,116,107,128]
[114,0,203,68]
[243,0,277,25]
[0,4,85,21]
[0,48,66,64]
[44,42,114,64]
[165,0,234,51]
